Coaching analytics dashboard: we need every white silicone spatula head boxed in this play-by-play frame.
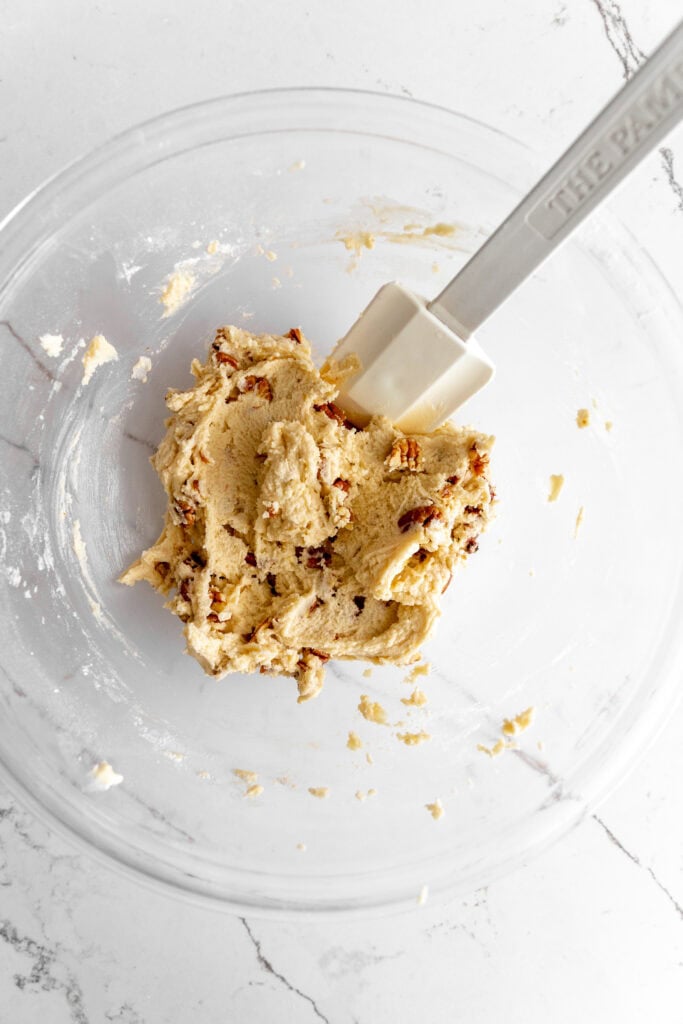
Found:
[332,19,683,431]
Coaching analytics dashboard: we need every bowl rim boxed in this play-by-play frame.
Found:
[2,85,683,918]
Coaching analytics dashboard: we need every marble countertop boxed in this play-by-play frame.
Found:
[2,1,682,1020]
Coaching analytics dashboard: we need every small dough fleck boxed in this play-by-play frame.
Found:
[401,688,427,707]
[233,768,258,784]
[547,474,565,502]
[82,334,118,385]
[574,506,585,538]
[131,355,152,383]
[358,694,388,725]
[308,786,330,799]
[89,761,123,790]
[245,784,264,799]
[396,730,431,746]
[206,240,220,255]
[160,270,195,317]
[576,408,590,429]
[296,842,307,851]
[425,798,444,820]
[39,333,64,358]
[417,884,429,906]
[477,738,506,758]
[605,420,614,432]
[405,661,430,684]
[347,731,363,750]
[501,706,535,736]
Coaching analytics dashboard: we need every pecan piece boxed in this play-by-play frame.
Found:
[244,552,257,567]
[313,402,358,431]
[398,505,444,533]
[464,505,482,516]
[469,446,489,477]
[305,542,333,570]
[207,613,220,623]
[464,537,479,554]
[241,375,273,401]
[214,350,239,368]
[385,437,422,472]
[266,573,279,597]
[353,596,366,614]
[309,596,324,614]
[179,579,191,602]
[332,477,350,493]
[174,502,196,527]
[154,561,171,579]
[297,647,330,669]
[286,327,303,343]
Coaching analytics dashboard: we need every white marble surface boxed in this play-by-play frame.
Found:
[2,0,683,1020]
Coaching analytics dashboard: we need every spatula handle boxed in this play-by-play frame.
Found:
[428,19,683,340]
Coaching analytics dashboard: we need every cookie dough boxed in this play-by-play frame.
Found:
[120,326,495,701]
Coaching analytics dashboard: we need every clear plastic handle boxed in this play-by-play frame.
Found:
[429,19,683,339]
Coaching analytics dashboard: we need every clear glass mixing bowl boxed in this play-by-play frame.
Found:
[2,89,683,916]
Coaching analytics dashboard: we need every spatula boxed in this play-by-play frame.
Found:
[331,19,683,432]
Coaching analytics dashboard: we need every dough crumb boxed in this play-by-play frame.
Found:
[396,730,431,746]
[574,506,585,538]
[425,798,444,820]
[165,750,185,762]
[308,787,330,799]
[417,884,429,906]
[296,842,307,851]
[289,159,306,172]
[501,706,535,736]
[576,408,590,428]
[605,420,614,432]
[245,784,264,798]
[431,262,440,274]
[355,788,377,802]
[405,661,430,684]
[422,222,456,238]
[347,731,363,750]
[89,761,123,790]
[206,240,220,255]
[271,276,282,289]
[362,668,373,679]
[39,333,64,357]
[365,752,374,765]
[547,474,564,502]
[336,230,376,257]
[197,770,211,779]
[358,694,388,725]
[233,768,259,784]
[477,738,506,758]
[401,687,428,707]
[82,334,118,385]
[131,355,152,382]
[160,270,195,317]
[264,249,278,262]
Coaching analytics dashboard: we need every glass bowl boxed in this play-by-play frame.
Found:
[2,88,683,917]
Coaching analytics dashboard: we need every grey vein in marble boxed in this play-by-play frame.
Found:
[593,814,683,921]
[1,318,57,383]
[590,0,683,209]
[0,918,89,1024]
[240,918,330,1024]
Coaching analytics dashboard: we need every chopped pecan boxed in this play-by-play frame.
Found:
[386,437,422,472]
[175,502,196,527]
[214,351,239,368]
[241,375,273,401]
[179,579,191,602]
[309,596,324,614]
[332,477,350,492]
[191,479,200,493]
[210,588,223,603]
[245,618,271,642]
[313,402,358,431]
[353,596,366,614]
[447,474,460,485]
[244,552,257,567]
[266,573,279,597]
[154,561,171,579]
[414,549,429,563]
[286,327,303,343]
[469,446,489,477]
[489,484,497,501]
[398,505,444,533]
[262,503,280,519]
[464,537,479,554]
[183,550,206,569]
[297,647,330,669]
[207,612,220,623]
[441,574,453,594]
[305,544,332,569]
[294,546,304,563]
[198,451,210,464]
[464,505,482,516]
